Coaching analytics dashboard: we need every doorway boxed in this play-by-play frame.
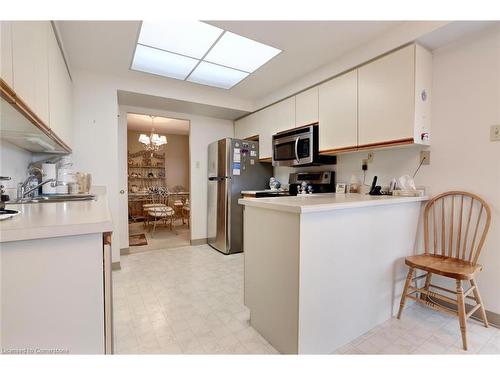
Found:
[126,113,191,253]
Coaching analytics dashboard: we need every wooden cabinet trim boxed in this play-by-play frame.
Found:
[320,138,415,155]
[0,78,71,153]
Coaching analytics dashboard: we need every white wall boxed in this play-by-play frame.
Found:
[0,139,33,197]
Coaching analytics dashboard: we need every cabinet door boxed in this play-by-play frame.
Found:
[235,113,259,140]
[0,21,13,86]
[12,21,50,124]
[318,70,358,151]
[295,87,318,126]
[358,44,415,146]
[48,25,73,148]
[258,97,295,160]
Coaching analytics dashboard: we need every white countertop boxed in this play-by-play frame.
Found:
[238,193,428,214]
[0,186,113,243]
[241,189,289,194]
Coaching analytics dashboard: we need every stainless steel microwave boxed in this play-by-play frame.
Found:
[272,123,336,167]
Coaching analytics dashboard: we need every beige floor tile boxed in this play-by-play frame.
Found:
[113,244,499,356]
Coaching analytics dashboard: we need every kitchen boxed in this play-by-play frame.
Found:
[1,6,500,372]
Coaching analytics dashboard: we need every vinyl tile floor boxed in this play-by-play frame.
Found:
[113,244,500,355]
[127,221,190,254]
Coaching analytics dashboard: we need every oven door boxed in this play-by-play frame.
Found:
[272,133,313,166]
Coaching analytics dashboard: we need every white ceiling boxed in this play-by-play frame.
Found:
[57,20,402,101]
[127,113,190,135]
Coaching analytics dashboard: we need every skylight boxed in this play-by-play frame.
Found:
[131,21,282,89]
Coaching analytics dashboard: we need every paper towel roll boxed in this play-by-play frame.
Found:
[42,163,57,194]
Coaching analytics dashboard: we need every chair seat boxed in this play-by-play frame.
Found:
[143,203,166,208]
[148,207,174,217]
[405,254,482,280]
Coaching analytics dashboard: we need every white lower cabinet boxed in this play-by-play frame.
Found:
[318,70,358,151]
[1,233,110,354]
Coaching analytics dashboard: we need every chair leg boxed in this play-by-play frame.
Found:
[456,280,468,351]
[397,267,414,319]
[420,272,432,301]
[470,279,489,328]
[152,218,157,238]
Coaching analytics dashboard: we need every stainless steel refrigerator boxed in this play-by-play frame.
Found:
[207,138,272,254]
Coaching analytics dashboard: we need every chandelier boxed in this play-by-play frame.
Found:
[138,116,167,152]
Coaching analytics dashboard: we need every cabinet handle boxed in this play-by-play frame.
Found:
[120,190,125,194]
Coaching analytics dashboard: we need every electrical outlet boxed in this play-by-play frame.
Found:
[490,125,500,141]
[420,150,430,165]
[367,152,374,163]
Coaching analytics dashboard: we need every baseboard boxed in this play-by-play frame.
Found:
[190,238,207,246]
[111,261,121,271]
[120,247,130,255]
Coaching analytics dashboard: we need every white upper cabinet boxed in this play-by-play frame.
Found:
[235,43,431,158]
[258,97,295,160]
[0,21,14,87]
[358,44,415,146]
[0,21,73,152]
[318,70,358,151]
[48,26,73,148]
[234,97,295,160]
[295,87,318,127]
[234,112,260,141]
[12,21,50,125]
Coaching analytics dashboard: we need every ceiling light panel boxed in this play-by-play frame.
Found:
[132,44,198,80]
[204,31,282,72]
[187,61,249,89]
[138,20,223,59]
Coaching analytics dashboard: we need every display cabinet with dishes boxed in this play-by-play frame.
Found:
[127,150,167,220]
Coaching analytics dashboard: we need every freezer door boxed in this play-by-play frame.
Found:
[207,139,230,253]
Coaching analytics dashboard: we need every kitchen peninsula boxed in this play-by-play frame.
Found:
[239,193,428,354]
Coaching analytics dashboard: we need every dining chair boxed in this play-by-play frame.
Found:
[397,191,492,350]
[147,189,175,237]
[142,187,166,229]
[182,198,190,228]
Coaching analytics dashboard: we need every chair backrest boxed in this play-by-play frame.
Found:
[423,191,491,265]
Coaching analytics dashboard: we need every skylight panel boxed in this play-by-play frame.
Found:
[187,61,249,89]
[204,31,281,73]
[138,20,223,59]
[130,21,282,89]
[131,44,198,80]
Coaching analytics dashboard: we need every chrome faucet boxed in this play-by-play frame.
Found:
[17,167,55,200]
[19,178,56,199]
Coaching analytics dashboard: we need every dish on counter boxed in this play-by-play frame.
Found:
[0,209,20,220]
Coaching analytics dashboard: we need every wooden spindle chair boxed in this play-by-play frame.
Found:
[397,191,492,351]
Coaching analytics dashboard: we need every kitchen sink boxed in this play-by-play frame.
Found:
[7,194,96,204]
